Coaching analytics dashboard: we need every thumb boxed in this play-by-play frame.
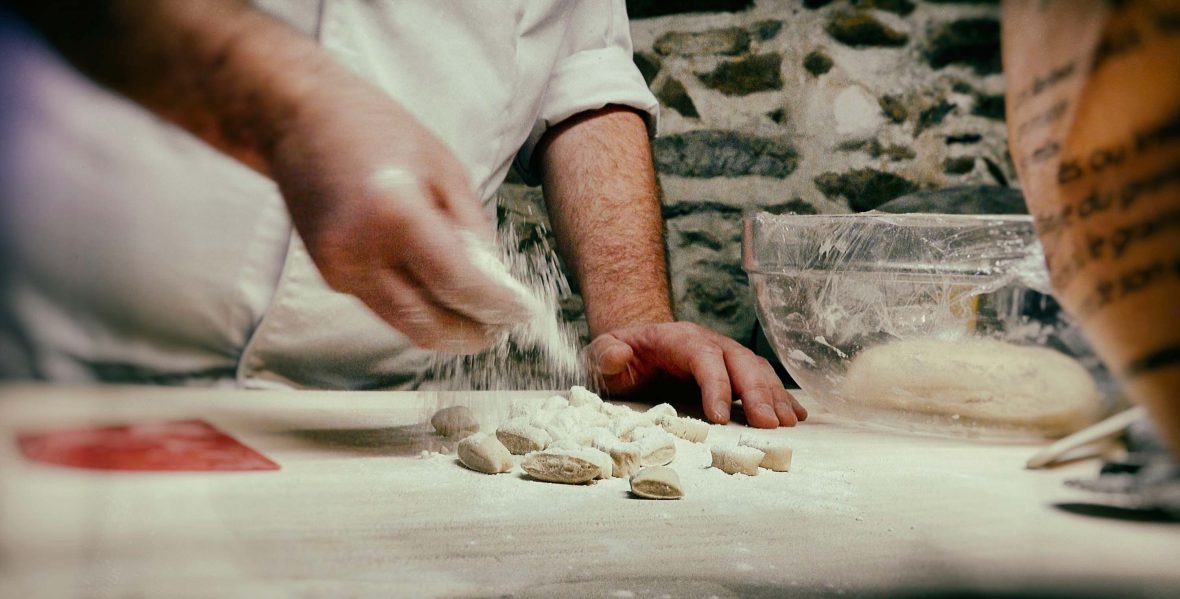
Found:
[586,334,634,377]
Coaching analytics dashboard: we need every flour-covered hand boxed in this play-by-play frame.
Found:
[586,322,807,428]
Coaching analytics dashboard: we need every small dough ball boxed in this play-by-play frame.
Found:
[540,395,570,411]
[508,399,535,419]
[656,415,710,443]
[595,439,642,478]
[496,418,551,455]
[431,406,480,438]
[569,386,604,408]
[630,466,684,500]
[711,445,764,476]
[599,402,631,418]
[457,432,513,474]
[738,435,793,472]
[612,415,652,441]
[635,429,677,467]
[645,403,678,420]
[521,448,602,484]
[841,338,1103,436]
[573,426,617,448]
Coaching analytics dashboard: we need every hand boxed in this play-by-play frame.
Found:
[586,322,808,428]
[267,81,530,354]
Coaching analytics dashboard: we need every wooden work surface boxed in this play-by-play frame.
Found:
[1,385,1177,598]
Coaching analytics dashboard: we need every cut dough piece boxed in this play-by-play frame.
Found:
[573,426,617,448]
[508,399,535,419]
[599,402,631,418]
[612,415,652,441]
[594,439,642,478]
[522,448,603,484]
[656,415,710,443]
[540,395,569,411]
[430,406,479,438]
[457,433,513,474]
[841,338,1103,436]
[495,418,551,455]
[711,445,764,476]
[630,466,684,500]
[645,403,677,420]
[569,386,604,408]
[635,429,677,466]
[738,435,793,472]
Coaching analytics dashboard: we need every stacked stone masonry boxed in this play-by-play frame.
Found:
[497,0,1010,346]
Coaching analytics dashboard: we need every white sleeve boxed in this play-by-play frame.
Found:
[513,0,660,184]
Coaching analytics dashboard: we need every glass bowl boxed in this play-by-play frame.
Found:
[743,212,1119,440]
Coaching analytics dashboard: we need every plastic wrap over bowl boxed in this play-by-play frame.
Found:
[742,212,1118,440]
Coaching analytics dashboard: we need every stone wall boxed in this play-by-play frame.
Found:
[498,0,1010,346]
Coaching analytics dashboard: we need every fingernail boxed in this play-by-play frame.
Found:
[756,404,776,419]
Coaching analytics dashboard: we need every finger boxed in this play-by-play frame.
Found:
[772,386,799,427]
[688,346,732,424]
[722,349,781,429]
[429,168,495,241]
[355,268,500,354]
[586,334,635,377]
[399,212,533,326]
[785,389,809,422]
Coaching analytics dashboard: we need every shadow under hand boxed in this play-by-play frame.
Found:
[283,424,454,457]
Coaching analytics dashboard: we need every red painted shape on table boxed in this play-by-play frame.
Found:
[16,419,280,471]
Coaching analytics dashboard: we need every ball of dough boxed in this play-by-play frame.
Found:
[840,338,1103,436]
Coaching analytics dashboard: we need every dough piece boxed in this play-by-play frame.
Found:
[656,415,710,443]
[738,435,793,472]
[599,402,631,418]
[569,386,604,408]
[583,446,614,480]
[711,445,764,476]
[456,432,513,474]
[645,403,678,420]
[495,418,551,455]
[612,414,652,441]
[630,466,684,500]
[521,448,602,484]
[841,338,1103,436]
[430,406,480,438]
[573,426,617,448]
[594,439,642,478]
[508,399,535,420]
[540,395,569,411]
[635,429,677,466]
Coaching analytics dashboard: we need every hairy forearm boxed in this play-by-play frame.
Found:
[536,106,673,336]
[11,0,340,172]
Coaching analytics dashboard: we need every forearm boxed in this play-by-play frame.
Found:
[11,0,342,172]
[536,106,673,337]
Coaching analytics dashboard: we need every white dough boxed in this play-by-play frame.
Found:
[634,429,677,466]
[457,432,513,474]
[841,338,1103,436]
[612,414,653,441]
[540,395,570,411]
[522,447,603,484]
[629,466,684,500]
[430,406,480,438]
[645,403,678,420]
[599,402,631,417]
[711,445,764,476]
[656,415,710,443]
[495,418,551,455]
[569,386,604,408]
[594,439,642,478]
[738,435,793,472]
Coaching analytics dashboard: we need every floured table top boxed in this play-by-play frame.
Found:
[1,384,1177,598]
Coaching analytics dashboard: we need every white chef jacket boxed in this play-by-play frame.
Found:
[0,1,658,389]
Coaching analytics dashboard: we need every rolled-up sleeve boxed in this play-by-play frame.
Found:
[514,0,660,184]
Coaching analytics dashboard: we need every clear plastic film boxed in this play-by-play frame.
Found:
[743,212,1120,440]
